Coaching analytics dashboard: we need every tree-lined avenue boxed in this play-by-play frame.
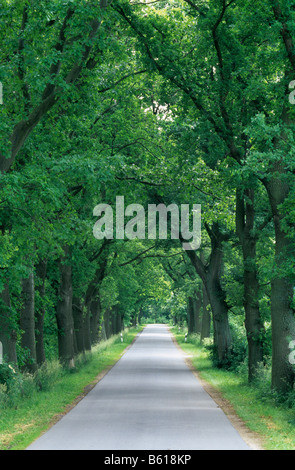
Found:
[27,325,250,450]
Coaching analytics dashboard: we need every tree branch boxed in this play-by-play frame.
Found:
[182,0,207,17]
[119,245,156,266]
[114,4,225,139]
[0,16,102,173]
[115,175,163,187]
[97,69,147,93]
[42,7,75,101]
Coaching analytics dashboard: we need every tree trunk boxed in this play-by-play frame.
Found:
[264,177,295,394]
[187,297,195,334]
[20,271,37,373]
[84,251,108,345]
[259,7,295,390]
[112,305,122,334]
[104,309,111,339]
[35,260,47,365]
[72,297,85,355]
[0,281,17,364]
[236,189,265,381]
[270,270,295,394]
[187,294,201,334]
[185,224,232,364]
[117,309,122,334]
[90,297,102,345]
[138,307,143,325]
[203,224,232,363]
[193,291,202,334]
[83,306,91,352]
[130,311,137,327]
[117,312,123,333]
[100,321,107,341]
[243,243,265,382]
[55,247,75,368]
[111,307,118,335]
[205,272,232,365]
[201,283,211,340]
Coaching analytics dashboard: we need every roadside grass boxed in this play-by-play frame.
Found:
[170,326,295,451]
[0,326,143,451]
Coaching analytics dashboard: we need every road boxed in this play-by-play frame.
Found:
[27,324,250,450]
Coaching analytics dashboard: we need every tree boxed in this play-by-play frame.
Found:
[113,0,295,391]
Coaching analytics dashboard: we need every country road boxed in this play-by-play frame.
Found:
[27,324,251,450]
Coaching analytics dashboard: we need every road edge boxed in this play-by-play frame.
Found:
[168,327,265,451]
[26,327,144,447]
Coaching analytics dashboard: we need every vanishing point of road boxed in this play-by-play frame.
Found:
[27,324,251,450]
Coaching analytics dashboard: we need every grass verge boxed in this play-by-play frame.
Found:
[0,326,143,451]
[170,326,295,451]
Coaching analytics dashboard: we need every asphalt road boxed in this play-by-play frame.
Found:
[27,324,250,450]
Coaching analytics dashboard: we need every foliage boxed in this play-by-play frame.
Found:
[0,0,295,409]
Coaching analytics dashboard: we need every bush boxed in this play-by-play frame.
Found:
[187,333,201,346]
[0,362,29,408]
[0,359,63,409]
[204,318,248,372]
[0,362,17,390]
[204,340,247,372]
[34,360,62,391]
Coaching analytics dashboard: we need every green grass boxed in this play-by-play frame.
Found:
[0,326,143,450]
[170,327,295,451]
